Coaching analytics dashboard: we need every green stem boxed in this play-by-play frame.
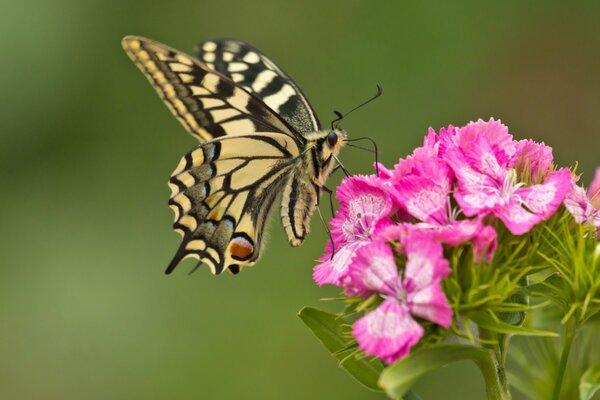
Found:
[552,320,578,400]
[479,329,512,400]
[477,351,511,400]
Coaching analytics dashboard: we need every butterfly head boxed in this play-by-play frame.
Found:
[307,129,347,186]
[319,128,347,160]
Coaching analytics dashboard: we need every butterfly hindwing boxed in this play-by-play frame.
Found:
[197,39,321,135]
[167,132,302,274]
[122,36,295,142]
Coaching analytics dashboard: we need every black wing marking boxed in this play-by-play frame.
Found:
[122,36,299,143]
[197,39,322,135]
[166,132,301,274]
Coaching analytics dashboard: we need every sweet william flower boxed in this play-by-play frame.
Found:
[349,237,452,364]
[564,170,600,235]
[589,167,600,209]
[442,118,572,235]
[313,176,393,287]
[378,127,498,262]
[514,139,554,181]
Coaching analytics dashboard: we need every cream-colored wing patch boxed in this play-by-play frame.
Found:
[166,132,301,275]
[196,39,322,134]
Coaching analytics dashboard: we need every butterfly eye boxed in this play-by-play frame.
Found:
[327,131,338,147]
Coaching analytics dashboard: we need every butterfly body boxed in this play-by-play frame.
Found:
[122,36,346,275]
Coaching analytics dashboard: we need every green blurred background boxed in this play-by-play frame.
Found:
[1,1,599,399]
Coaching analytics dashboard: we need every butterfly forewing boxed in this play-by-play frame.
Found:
[121,36,296,142]
[197,39,321,135]
[167,133,302,274]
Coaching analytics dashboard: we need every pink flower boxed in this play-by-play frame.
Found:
[514,140,554,180]
[349,238,452,364]
[589,167,600,209]
[380,133,498,262]
[313,176,392,287]
[472,225,498,264]
[442,118,572,235]
[564,172,600,234]
[380,127,445,185]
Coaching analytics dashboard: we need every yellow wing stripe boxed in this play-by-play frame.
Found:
[122,37,211,141]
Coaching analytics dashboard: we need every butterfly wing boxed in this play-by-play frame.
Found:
[167,132,302,274]
[122,36,299,143]
[197,39,321,135]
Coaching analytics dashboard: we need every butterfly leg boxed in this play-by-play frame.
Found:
[315,203,336,260]
[331,154,351,178]
[317,185,338,260]
[320,185,336,219]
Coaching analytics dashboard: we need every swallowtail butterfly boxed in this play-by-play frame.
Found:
[122,36,348,275]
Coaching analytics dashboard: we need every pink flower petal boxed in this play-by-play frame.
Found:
[336,176,393,243]
[313,241,363,287]
[495,198,543,235]
[444,148,500,216]
[564,182,593,224]
[346,240,400,298]
[391,174,450,224]
[413,219,483,247]
[516,168,572,219]
[589,167,600,209]
[472,226,498,263]
[353,299,423,364]
[453,118,517,162]
[408,282,453,328]
[374,162,394,180]
[403,235,451,290]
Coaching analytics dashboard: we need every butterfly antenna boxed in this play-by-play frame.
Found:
[331,84,383,129]
[346,143,374,153]
[347,136,380,176]
[331,110,344,130]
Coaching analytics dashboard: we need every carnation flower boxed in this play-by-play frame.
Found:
[564,170,600,235]
[302,117,600,396]
[589,167,600,209]
[377,126,498,261]
[442,118,572,235]
[313,176,393,286]
[349,237,452,363]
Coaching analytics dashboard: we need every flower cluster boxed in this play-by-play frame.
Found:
[313,118,599,364]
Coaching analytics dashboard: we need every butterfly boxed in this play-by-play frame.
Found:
[121,36,356,275]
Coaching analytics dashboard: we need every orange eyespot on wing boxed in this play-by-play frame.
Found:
[229,234,255,260]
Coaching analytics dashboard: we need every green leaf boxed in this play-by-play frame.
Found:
[298,306,383,391]
[379,344,506,400]
[498,291,528,326]
[469,311,559,337]
[580,364,600,400]
[524,273,567,305]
